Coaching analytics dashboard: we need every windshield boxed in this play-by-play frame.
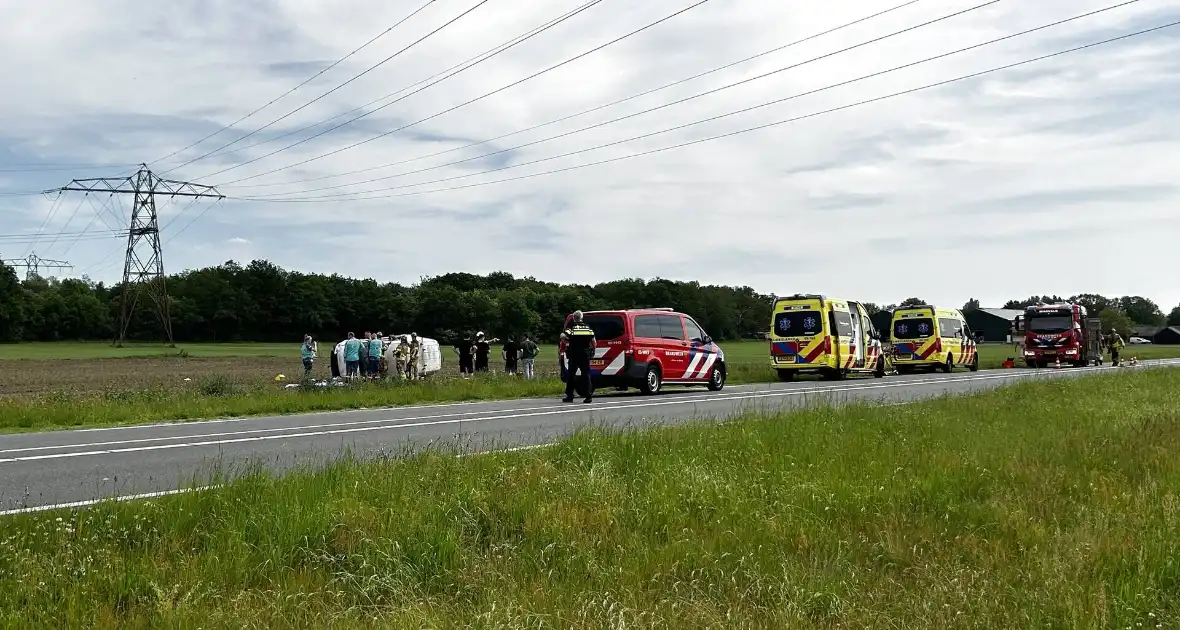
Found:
[893,318,934,340]
[578,314,626,340]
[1028,315,1072,334]
[774,311,823,337]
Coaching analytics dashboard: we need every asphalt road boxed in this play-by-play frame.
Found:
[2,360,1176,515]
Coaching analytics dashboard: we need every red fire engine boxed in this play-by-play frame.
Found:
[1018,302,1102,368]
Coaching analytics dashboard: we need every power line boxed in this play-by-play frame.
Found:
[164,199,223,244]
[242,0,994,199]
[21,192,71,258]
[150,0,440,168]
[0,163,140,173]
[206,0,711,185]
[228,0,925,191]
[160,0,488,176]
[191,0,613,166]
[231,16,1178,204]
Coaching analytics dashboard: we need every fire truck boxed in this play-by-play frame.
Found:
[1018,302,1103,368]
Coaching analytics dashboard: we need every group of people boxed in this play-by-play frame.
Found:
[301,332,422,381]
[452,331,541,379]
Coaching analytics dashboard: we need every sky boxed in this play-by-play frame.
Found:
[1,0,1178,311]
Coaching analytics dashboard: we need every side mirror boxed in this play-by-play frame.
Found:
[701,335,712,345]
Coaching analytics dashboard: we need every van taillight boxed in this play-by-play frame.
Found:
[934,337,942,353]
[823,336,831,353]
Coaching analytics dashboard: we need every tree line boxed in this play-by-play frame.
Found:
[2,258,1176,344]
[0,260,773,344]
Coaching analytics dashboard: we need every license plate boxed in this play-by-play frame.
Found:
[590,360,605,368]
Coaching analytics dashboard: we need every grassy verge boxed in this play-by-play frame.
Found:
[3,370,1179,628]
[0,375,566,432]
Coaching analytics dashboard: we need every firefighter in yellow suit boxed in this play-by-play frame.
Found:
[406,333,421,380]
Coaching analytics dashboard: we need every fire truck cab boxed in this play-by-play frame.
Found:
[1021,302,1103,368]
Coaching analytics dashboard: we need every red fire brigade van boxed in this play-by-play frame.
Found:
[559,308,726,395]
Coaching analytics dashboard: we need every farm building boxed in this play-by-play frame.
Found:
[1132,325,1163,340]
[1154,326,1180,345]
[965,308,1024,343]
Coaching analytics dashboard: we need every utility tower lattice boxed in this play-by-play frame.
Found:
[0,253,73,281]
[49,164,224,346]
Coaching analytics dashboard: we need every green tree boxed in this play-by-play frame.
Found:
[1116,296,1164,326]
[1168,305,1180,327]
[0,260,26,341]
[1098,308,1133,336]
[961,298,980,312]
[898,297,927,308]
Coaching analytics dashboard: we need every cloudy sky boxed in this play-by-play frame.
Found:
[2,0,1178,310]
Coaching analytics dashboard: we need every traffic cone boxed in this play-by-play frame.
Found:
[1054,356,1061,369]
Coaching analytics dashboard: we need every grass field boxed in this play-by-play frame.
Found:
[2,370,1177,628]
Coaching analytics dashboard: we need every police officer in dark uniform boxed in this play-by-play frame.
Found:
[562,310,596,403]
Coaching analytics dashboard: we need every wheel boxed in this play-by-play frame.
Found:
[640,364,662,395]
[822,369,845,381]
[707,365,726,391]
[873,356,886,378]
[942,354,954,373]
[776,369,795,382]
[968,352,979,372]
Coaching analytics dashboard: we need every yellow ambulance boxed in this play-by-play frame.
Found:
[888,305,978,373]
[769,294,886,381]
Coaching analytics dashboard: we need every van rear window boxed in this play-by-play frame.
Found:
[582,314,625,340]
[893,318,934,340]
[774,311,822,337]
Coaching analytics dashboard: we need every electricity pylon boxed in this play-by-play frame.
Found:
[48,164,224,346]
[0,252,72,281]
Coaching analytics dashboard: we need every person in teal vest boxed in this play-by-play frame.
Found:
[301,334,317,379]
[343,332,362,379]
[367,333,384,379]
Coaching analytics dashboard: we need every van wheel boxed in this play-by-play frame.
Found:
[874,357,886,378]
[942,354,954,373]
[776,369,795,382]
[640,364,662,395]
[968,353,979,372]
[707,365,726,391]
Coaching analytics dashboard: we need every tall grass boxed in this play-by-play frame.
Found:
[2,370,1178,628]
[0,374,566,431]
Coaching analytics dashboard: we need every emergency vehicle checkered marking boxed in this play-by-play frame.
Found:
[683,340,721,379]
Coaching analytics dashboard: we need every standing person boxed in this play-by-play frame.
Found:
[454,334,475,379]
[391,336,408,379]
[368,333,384,380]
[343,332,362,379]
[519,334,539,380]
[358,332,371,378]
[406,333,421,381]
[301,335,318,379]
[474,332,491,373]
[1109,329,1125,366]
[502,336,519,375]
[561,311,597,403]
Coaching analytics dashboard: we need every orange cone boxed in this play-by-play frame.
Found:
[1054,356,1061,369]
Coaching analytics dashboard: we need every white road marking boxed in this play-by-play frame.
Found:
[4,363,1167,464]
[0,485,223,517]
[0,368,1081,455]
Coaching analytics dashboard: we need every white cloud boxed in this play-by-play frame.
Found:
[1,0,1178,310]
[227,237,252,245]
